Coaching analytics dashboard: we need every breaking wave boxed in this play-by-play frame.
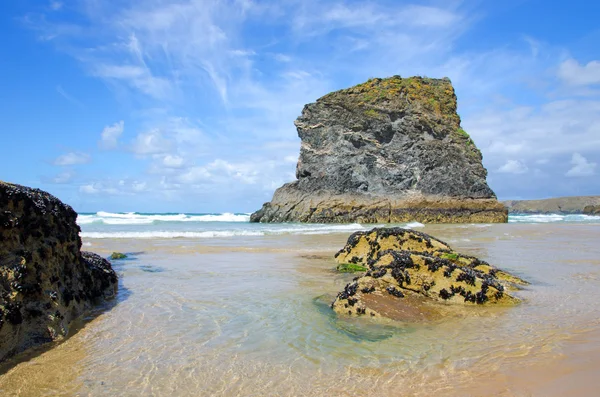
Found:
[508,214,600,223]
[80,223,369,239]
[77,211,251,225]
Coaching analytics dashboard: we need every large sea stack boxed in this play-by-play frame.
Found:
[251,76,506,223]
[0,182,117,363]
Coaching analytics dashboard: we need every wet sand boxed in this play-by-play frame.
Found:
[1,223,599,396]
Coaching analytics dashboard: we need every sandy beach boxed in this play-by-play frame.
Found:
[1,222,599,396]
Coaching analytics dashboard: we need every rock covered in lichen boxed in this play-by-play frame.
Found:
[331,228,527,320]
[110,252,127,260]
[0,181,117,362]
[251,75,507,224]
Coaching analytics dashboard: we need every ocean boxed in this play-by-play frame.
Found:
[1,213,600,396]
[76,211,600,239]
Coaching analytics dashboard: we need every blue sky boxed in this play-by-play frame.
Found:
[1,0,599,213]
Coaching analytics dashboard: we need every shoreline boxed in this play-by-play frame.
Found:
[1,223,600,396]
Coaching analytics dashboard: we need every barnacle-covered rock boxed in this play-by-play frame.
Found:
[0,181,118,363]
[332,228,527,320]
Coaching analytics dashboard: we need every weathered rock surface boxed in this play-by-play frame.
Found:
[331,228,527,321]
[0,182,117,363]
[583,205,600,215]
[503,196,600,214]
[251,76,506,223]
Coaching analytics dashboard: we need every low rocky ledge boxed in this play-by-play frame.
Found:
[583,205,600,215]
[331,228,527,321]
[0,181,117,363]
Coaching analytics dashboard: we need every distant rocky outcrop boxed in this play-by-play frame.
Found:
[503,196,600,214]
[583,205,600,215]
[251,76,506,223]
[0,182,117,363]
[331,228,527,321]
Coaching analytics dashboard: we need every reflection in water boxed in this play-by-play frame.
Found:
[1,224,600,396]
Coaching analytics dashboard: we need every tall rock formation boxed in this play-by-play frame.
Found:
[251,76,506,223]
[0,182,117,363]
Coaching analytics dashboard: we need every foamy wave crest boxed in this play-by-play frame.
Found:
[405,222,425,228]
[81,223,369,239]
[81,230,265,239]
[509,214,565,223]
[508,214,600,223]
[77,212,250,225]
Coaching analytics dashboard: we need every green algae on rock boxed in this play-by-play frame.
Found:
[0,181,118,363]
[110,252,127,260]
[336,263,368,273]
[251,75,507,224]
[331,228,527,320]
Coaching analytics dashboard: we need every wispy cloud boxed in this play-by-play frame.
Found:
[56,85,84,108]
[54,151,91,166]
[49,1,63,11]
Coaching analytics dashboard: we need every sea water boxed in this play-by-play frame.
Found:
[1,213,599,396]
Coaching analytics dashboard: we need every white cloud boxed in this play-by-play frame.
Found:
[284,155,297,163]
[79,184,99,194]
[487,141,526,155]
[162,155,184,168]
[132,181,147,192]
[131,129,172,155]
[558,59,600,86]
[54,152,90,166]
[79,180,144,195]
[100,120,125,149]
[566,153,596,177]
[498,160,528,174]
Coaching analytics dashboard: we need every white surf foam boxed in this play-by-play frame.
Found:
[77,212,251,225]
[80,223,369,239]
[508,213,600,223]
[509,214,565,223]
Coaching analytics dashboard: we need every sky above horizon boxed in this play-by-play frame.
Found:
[1,0,599,213]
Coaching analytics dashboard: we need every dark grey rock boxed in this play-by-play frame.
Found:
[251,76,506,223]
[0,181,118,363]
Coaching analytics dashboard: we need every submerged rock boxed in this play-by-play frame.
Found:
[0,182,117,363]
[331,228,527,320]
[110,252,127,260]
[251,76,506,223]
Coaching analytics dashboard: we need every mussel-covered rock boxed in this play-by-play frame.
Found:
[331,228,527,320]
[0,181,118,363]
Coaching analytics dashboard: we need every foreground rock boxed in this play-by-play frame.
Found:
[0,182,117,363]
[251,76,506,223]
[332,228,527,321]
[583,205,600,215]
[504,196,600,214]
